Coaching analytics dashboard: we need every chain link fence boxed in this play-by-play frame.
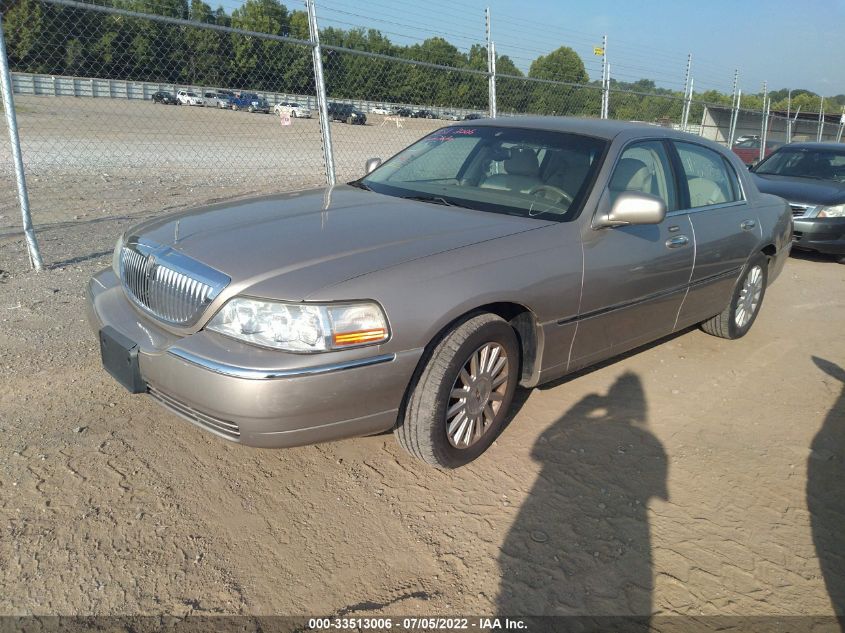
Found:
[0,0,325,244]
[0,0,843,270]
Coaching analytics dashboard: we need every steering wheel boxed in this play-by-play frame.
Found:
[528,184,574,207]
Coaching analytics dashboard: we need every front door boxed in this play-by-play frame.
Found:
[569,139,694,373]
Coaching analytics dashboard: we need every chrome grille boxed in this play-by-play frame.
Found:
[790,203,813,218]
[119,238,229,326]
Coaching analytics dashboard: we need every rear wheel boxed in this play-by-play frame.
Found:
[395,313,519,468]
[701,252,768,339]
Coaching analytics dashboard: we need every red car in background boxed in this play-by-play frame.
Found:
[732,138,783,167]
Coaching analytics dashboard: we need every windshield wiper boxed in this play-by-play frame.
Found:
[347,180,374,191]
[401,194,457,207]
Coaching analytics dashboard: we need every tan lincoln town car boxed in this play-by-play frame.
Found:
[87,118,792,468]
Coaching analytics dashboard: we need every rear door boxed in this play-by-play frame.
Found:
[670,141,761,328]
[570,139,694,372]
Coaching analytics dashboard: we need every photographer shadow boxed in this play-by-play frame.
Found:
[496,372,667,622]
[807,357,845,630]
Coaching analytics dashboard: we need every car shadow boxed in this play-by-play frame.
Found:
[790,249,843,265]
[807,356,845,630]
[496,372,666,623]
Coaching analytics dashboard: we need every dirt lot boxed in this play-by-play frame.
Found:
[0,202,844,620]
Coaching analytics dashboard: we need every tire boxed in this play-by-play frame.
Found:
[701,252,768,339]
[248,105,255,113]
[291,110,298,118]
[232,104,239,111]
[395,313,520,468]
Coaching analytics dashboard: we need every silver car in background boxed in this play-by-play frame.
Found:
[87,118,791,468]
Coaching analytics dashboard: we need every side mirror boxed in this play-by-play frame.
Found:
[595,191,667,228]
[364,157,382,175]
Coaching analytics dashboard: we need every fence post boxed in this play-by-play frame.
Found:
[485,8,496,118]
[682,78,693,132]
[817,97,825,143]
[306,0,335,186]
[0,14,44,271]
[760,97,770,163]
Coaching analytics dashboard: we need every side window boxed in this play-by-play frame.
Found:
[608,141,677,211]
[675,142,742,208]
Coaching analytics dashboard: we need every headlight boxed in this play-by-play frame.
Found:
[207,298,389,352]
[112,233,125,276]
[817,204,845,218]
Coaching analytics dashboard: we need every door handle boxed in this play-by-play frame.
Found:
[665,235,689,249]
[740,219,756,231]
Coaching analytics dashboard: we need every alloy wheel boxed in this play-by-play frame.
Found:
[735,264,763,328]
[446,343,509,449]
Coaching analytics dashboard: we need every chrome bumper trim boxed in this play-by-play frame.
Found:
[166,348,397,380]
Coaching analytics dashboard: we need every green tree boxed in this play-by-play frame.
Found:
[230,0,289,89]
[526,46,589,115]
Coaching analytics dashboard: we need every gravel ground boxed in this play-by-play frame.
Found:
[0,211,844,619]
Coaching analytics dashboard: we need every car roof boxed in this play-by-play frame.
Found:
[775,142,845,151]
[464,116,714,144]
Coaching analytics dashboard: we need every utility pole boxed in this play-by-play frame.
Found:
[485,7,496,118]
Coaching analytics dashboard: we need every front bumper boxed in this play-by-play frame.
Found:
[792,217,845,255]
[86,269,423,448]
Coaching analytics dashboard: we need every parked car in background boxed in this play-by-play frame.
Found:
[327,102,367,124]
[202,92,227,108]
[441,112,462,121]
[230,92,270,113]
[88,118,790,468]
[151,91,178,105]
[732,138,783,167]
[463,112,484,120]
[216,90,235,109]
[412,109,437,119]
[176,90,204,106]
[273,102,312,118]
[393,107,414,117]
[735,134,760,145]
[751,142,845,261]
[371,105,392,115]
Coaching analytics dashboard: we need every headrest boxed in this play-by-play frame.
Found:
[504,148,539,176]
[609,158,650,191]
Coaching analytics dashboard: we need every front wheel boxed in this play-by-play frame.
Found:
[701,253,768,339]
[395,313,519,468]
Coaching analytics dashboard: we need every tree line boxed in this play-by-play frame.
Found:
[2,0,842,118]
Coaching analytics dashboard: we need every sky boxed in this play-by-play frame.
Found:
[217,0,845,97]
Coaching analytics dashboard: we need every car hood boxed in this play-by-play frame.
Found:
[751,173,845,206]
[128,185,549,301]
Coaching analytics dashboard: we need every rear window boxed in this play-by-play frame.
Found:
[674,142,742,207]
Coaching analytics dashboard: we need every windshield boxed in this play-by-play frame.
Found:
[360,126,607,221]
[754,147,845,182]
